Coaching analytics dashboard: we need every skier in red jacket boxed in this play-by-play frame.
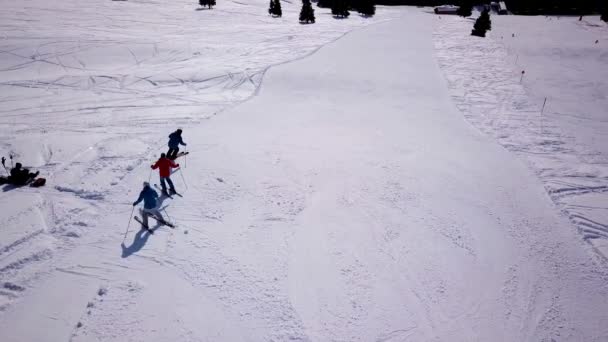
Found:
[151,153,179,195]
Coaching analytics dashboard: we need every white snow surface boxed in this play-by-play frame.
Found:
[434,13,608,260]
[1,1,608,341]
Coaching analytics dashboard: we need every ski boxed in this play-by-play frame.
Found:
[154,184,173,198]
[133,216,154,233]
[135,214,175,229]
[152,215,175,228]
[173,151,189,159]
[154,183,181,198]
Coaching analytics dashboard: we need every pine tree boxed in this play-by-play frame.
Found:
[357,0,375,17]
[471,8,491,37]
[483,8,492,31]
[269,0,282,17]
[275,0,282,17]
[199,0,216,9]
[332,0,350,18]
[299,0,316,24]
[457,1,473,17]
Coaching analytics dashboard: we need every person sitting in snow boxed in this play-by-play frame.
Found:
[151,153,179,196]
[9,162,39,185]
[167,129,187,160]
[132,182,166,228]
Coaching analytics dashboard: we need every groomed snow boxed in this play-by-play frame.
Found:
[1,2,608,341]
[434,12,608,260]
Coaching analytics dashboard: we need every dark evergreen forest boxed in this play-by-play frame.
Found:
[369,0,603,15]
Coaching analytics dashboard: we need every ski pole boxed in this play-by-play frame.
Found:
[184,148,187,169]
[123,205,136,242]
[9,154,13,168]
[163,208,172,223]
[147,168,153,183]
[178,168,188,190]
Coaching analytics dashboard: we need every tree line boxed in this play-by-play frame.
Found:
[201,1,607,23]
[350,0,606,16]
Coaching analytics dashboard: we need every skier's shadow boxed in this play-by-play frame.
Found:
[2,184,19,192]
[121,228,154,258]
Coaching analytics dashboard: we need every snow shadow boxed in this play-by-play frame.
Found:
[2,184,20,192]
[121,228,154,258]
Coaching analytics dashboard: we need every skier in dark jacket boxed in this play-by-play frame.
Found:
[133,182,165,228]
[9,163,39,185]
[167,129,187,160]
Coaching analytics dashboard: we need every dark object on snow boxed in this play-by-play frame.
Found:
[332,0,350,18]
[457,1,473,17]
[471,8,491,37]
[269,0,282,17]
[300,0,316,24]
[602,6,608,22]
[199,0,216,9]
[167,129,187,160]
[355,0,375,17]
[0,161,44,187]
[30,178,46,187]
[317,0,332,8]
[8,163,40,186]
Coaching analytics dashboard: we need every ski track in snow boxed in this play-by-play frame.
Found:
[0,0,405,338]
[1,2,608,341]
[433,14,608,262]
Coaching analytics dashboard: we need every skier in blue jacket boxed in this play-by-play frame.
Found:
[132,182,165,228]
[167,129,187,160]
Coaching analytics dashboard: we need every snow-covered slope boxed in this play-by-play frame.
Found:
[434,13,608,260]
[0,0,399,329]
[2,2,608,341]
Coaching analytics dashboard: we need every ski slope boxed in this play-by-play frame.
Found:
[1,1,608,341]
[434,13,608,260]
